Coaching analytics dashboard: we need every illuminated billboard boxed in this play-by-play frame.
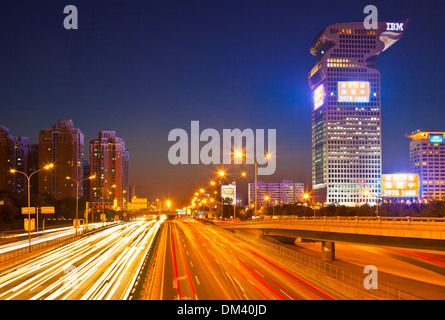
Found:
[338,81,370,103]
[429,134,444,143]
[314,84,325,110]
[221,185,236,203]
[382,174,419,197]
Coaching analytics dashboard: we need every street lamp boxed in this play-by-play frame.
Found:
[66,175,96,236]
[10,163,54,251]
[363,190,380,217]
[216,170,247,219]
[156,198,161,217]
[234,151,272,218]
[303,193,311,217]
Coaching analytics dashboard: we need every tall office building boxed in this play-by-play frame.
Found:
[407,130,445,200]
[0,126,16,192]
[38,120,84,198]
[14,136,39,194]
[248,180,304,208]
[0,126,39,195]
[90,131,129,204]
[308,20,407,205]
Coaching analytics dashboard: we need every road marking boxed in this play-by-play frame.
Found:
[190,260,194,267]
[280,289,294,300]
[195,276,200,285]
[173,275,188,288]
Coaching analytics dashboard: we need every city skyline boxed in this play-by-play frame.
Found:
[1,1,445,205]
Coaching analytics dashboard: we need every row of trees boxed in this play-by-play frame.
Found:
[219,198,445,220]
[248,201,445,218]
[0,190,89,228]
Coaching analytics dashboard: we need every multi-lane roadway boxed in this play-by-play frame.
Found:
[154,219,340,300]
[2,217,445,300]
[0,220,161,300]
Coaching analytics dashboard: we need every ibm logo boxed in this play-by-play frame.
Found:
[386,22,404,31]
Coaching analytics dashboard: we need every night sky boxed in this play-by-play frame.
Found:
[1,0,444,206]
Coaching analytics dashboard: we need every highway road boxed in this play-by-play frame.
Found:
[280,238,445,299]
[156,219,341,300]
[0,219,161,300]
[0,222,113,255]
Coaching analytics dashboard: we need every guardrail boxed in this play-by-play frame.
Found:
[0,233,79,263]
[239,215,445,224]
[0,223,113,264]
[233,230,422,300]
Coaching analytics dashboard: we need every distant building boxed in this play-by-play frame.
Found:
[90,131,129,204]
[38,120,84,198]
[236,192,245,207]
[130,185,136,199]
[248,180,305,208]
[0,126,16,192]
[0,126,38,195]
[407,130,445,200]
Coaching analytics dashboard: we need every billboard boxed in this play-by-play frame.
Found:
[338,81,370,103]
[382,174,419,197]
[221,185,236,204]
[314,84,325,110]
[429,134,444,143]
[127,198,148,210]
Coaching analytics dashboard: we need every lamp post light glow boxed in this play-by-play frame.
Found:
[234,151,272,218]
[10,163,54,251]
[303,193,310,216]
[363,189,380,217]
[66,175,96,236]
[216,167,247,220]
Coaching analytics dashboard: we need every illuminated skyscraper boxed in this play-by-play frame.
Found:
[0,126,38,195]
[38,120,84,198]
[90,131,129,204]
[407,130,445,200]
[308,21,407,206]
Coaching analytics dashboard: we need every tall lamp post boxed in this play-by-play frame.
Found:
[217,170,246,219]
[66,175,96,236]
[364,190,380,217]
[303,193,311,217]
[234,151,272,218]
[264,195,270,214]
[10,163,54,251]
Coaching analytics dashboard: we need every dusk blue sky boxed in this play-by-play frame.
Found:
[1,0,444,206]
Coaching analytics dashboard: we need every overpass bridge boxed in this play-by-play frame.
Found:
[219,216,445,261]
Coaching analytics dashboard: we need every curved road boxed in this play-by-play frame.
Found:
[157,219,340,300]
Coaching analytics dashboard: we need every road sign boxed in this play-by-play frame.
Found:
[21,207,36,214]
[127,198,148,210]
[24,218,35,231]
[40,206,55,214]
[100,214,106,221]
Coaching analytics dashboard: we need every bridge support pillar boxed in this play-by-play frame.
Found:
[321,241,335,261]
